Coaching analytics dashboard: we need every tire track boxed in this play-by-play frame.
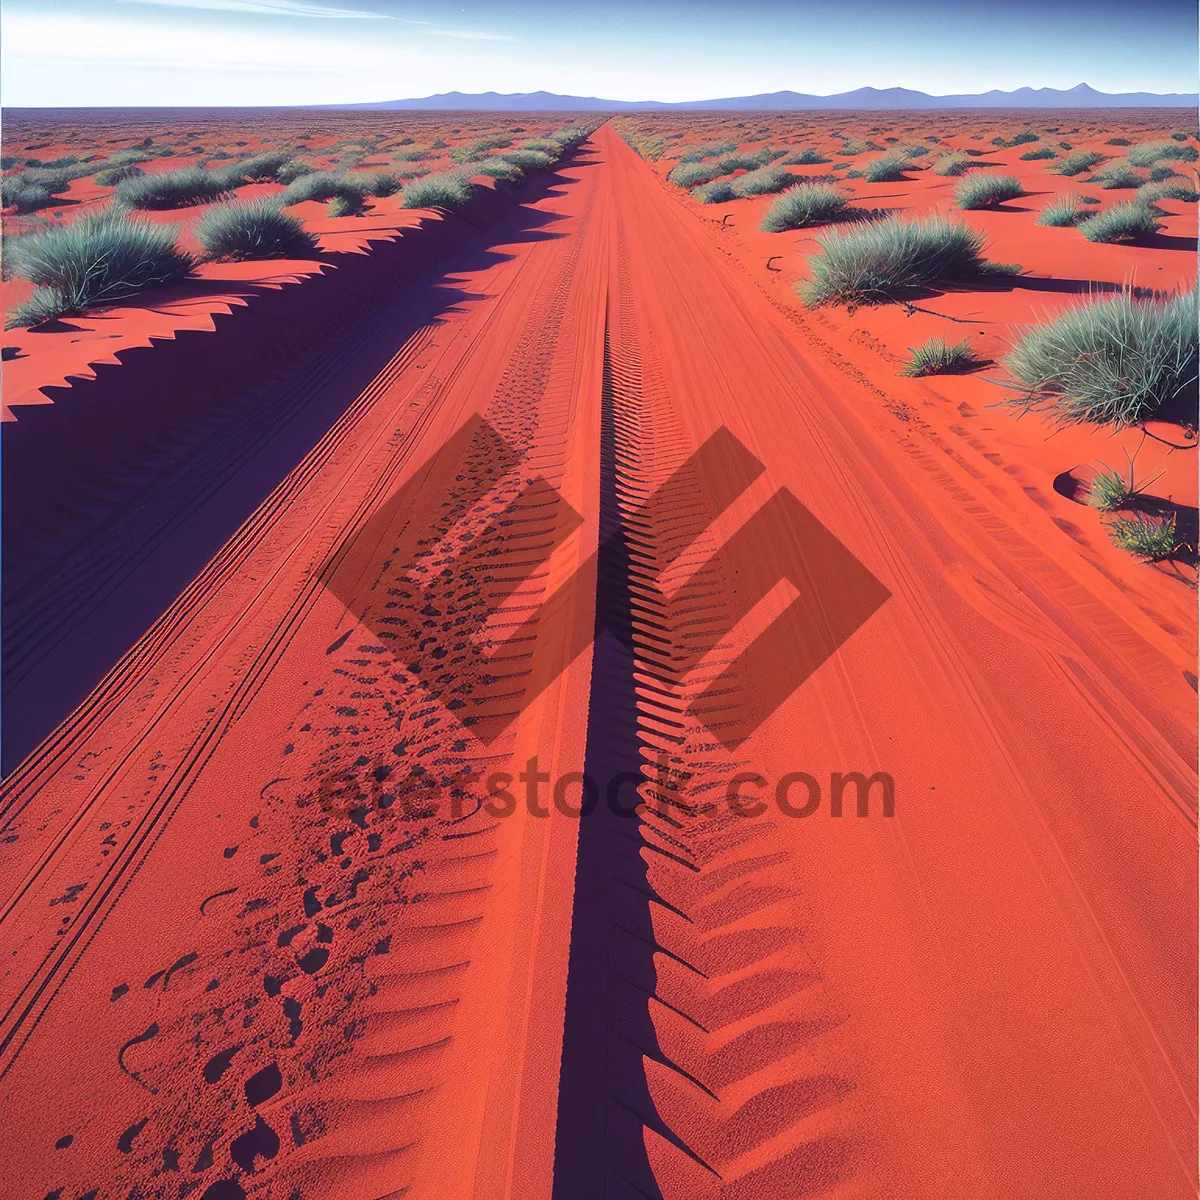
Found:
[554,223,862,1199]
[0,157,603,1200]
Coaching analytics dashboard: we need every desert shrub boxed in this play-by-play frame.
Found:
[401,172,474,211]
[23,166,88,194]
[394,148,431,162]
[195,197,318,260]
[1088,465,1134,512]
[348,170,402,197]
[1002,288,1197,426]
[904,145,931,158]
[116,165,228,209]
[955,173,1024,209]
[472,158,521,180]
[228,150,294,183]
[783,147,831,165]
[933,153,971,177]
[760,184,852,231]
[716,150,768,173]
[1149,165,1184,182]
[281,170,365,207]
[1020,147,1058,161]
[1053,151,1105,176]
[863,152,910,182]
[836,138,868,155]
[1009,131,1039,146]
[106,148,148,166]
[677,139,738,162]
[5,207,193,326]
[95,163,145,187]
[668,162,722,188]
[1170,132,1193,141]
[693,179,737,204]
[1093,165,1146,190]
[1078,200,1163,243]
[0,156,22,169]
[1086,454,1162,512]
[502,149,555,172]
[394,164,431,179]
[731,165,794,197]
[901,337,983,376]
[1108,513,1178,560]
[1104,137,1132,146]
[276,159,315,184]
[1128,140,1199,167]
[328,194,365,217]
[801,214,1016,308]
[1,176,55,213]
[1036,195,1088,226]
[1139,180,1200,203]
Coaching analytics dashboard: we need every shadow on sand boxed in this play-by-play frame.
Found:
[1,154,593,773]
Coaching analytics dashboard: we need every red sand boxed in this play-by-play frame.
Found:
[0,118,1195,1199]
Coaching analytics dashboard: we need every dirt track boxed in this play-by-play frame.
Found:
[1,125,1195,1199]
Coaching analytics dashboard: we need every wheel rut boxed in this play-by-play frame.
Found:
[554,223,862,1199]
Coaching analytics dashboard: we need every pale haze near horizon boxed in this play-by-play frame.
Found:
[2,0,1195,107]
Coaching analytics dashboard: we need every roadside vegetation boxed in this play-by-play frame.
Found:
[901,337,984,376]
[760,184,853,231]
[1001,289,1197,427]
[801,215,1018,308]
[5,207,193,327]
[195,197,319,261]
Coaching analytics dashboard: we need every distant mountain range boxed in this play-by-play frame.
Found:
[342,83,1197,111]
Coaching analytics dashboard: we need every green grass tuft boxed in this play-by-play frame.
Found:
[95,163,145,187]
[783,147,831,165]
[801,214,1017,308]
[1138,179,1200,204]
[195,197,319,260]
[693,179,737,204]
[862,152,911,183]
[5,207,193,326]
[932,153,972,177]
[1002,289,1197,426]
[730,164,795,196]
[1108,512,1179,560]
[1127,140,1199,167]
[502,149,556,172]
[276,159,315,185]
[668,162,721,188]
[1052,151,1106,176]
[1092,164,1147,190]
[760,184,852,232]
[116,166,229,209]
[1078,200,1163,243]
[347,170,402,197]
[400,172,474,211]
[955,173,1024,209]
[901,336,984,376]
[1020,146,1058,161]
[1036,195,1088,226]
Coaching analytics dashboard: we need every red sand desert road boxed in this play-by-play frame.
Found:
[0,126,1195,1200]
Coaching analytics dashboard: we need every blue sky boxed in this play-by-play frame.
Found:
[2,0,1196,106]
